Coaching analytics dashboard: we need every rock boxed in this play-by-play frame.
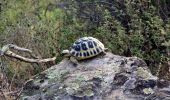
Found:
[20,52,170,100]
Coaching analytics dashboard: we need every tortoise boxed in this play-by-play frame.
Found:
[62,37,108,65]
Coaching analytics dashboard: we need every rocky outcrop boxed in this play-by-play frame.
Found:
[20,52,170,100]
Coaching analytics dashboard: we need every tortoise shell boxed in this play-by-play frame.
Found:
[70,37,105,60]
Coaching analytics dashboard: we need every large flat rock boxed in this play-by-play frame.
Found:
[20,52,170,100]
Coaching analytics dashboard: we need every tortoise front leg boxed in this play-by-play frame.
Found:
[70,57,88,71]
[70,56,79,66]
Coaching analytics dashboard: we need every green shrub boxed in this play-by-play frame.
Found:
[0,0,169,94]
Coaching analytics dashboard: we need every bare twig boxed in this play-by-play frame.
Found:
[0,44,56,63]
[1,44,38,59]
[5,51,56,63]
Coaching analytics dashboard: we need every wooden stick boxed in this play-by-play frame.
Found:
[4,51,56,63]
[0,44,56,63]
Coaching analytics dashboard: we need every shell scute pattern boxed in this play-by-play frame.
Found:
[76,52,79,57]
[87,41,94,48]
[74,45,81,51]
[81,42,88,50]
[86,52,90,56]
[93,49,97,55]
[93,41,97,46]
[96,48,100,53]
[70,37,105,60]
[90,51,93,55]
[83,52,87,57]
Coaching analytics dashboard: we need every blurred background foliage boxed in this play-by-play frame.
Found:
[0,0,169,96]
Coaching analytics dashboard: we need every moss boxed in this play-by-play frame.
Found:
[47,69,69,83]
[66,81,94,97]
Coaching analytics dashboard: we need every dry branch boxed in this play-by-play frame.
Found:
[0,44,56,63]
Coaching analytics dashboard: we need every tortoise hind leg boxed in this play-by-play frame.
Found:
[101,48,108,55]
[104,48,109,52]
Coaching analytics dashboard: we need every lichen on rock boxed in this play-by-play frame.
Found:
[20,52,170,100]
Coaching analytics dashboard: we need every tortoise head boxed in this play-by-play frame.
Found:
[61,50,71,57]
